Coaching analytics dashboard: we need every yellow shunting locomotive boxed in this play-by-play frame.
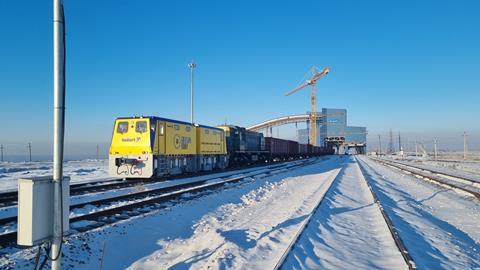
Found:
[109,116,227,178]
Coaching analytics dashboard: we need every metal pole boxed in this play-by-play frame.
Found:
[434,138,437,160]
[398,132,402,152]
[378,134,381,155]
[96,144,99,160]
[52,0,66,268]
[463,131,468,160]
[1,144,3,162]
[415,139,418,157]
[28,143,32,162]
[188,62,196,124]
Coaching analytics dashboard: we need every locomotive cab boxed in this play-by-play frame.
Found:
[109,117,154,178]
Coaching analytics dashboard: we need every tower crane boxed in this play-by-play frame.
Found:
[285,66,330,146]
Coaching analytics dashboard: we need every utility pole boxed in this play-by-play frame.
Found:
[388,129,394,154]
[0,144,3,162]
[463,131,468,160]
[398,132,402,152]
[415,139,418,157]
[52,0,66,268]
[28,143,32,162]
[378,134,382,155]
[434,138,438,160]
[188,61,196,124]
[96,144,99,160]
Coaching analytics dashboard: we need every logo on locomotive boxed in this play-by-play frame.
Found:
[173,135,191,149]
[121,137,141,143]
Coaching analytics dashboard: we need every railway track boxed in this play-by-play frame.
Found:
[273,156,416,270]
[0,158,319,248]
[379,158,480,183]
[272,163,342,270]
[0,161,297,230]
[370,157,480,199]
[0,159,306,208]
[0,178,125,206]
[356,157,417,270]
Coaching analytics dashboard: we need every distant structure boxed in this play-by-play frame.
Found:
[398,132,402,151]
[285,67,330,146]
[388,129,394,154]
[378,135,382,155]
[297,108,367,154]
[463,131,468,160]
[246,108,367,154]
[28,142,32,162]
[417,143,428,158]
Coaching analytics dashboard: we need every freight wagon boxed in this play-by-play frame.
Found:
[299,143,309,155]
[218,125,267,165]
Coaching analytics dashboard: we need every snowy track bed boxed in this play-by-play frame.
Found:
[0,157,335,269]
[0,160,311,241]
[379,157,480,183]
[371,157,480,199]
[358,156,480,269]
[280,156,408,270]
[0,160,111,192]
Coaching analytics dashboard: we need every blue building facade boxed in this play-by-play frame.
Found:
[298,108,367,149]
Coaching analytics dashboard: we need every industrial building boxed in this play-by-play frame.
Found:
[298,108,367,154]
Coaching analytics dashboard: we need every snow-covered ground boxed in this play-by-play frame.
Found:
[0,160,306,234]
[385,154,480,176]
[0,156,342,269]
[282,156,406,270]
[358,156,480,269]
[1,155,479,269]
[0,159,111,191]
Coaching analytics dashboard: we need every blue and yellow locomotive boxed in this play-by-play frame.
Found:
[109,116,227,178]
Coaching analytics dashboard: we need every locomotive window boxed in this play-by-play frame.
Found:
[186,126,191,132]
[117,121,128,134]
[135,121,147,133]
[174,125,180,130]
[205,129,209,134]
[159,124,164,135]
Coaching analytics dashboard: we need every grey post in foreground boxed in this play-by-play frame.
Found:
[52,0,66,269]
[188,62,196,124]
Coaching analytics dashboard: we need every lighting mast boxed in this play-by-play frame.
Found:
[188,61,196,124]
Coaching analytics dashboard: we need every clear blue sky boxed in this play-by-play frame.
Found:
[0,0,479,158]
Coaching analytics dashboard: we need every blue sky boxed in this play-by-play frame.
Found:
[0,0,479,158]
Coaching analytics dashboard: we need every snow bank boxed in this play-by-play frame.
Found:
[0,159,111,191]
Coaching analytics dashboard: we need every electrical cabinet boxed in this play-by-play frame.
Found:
[17,176,70,246]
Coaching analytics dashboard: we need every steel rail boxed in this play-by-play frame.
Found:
[376,158,480,184]
[371,158,480,199]
[272,160,342,270]
[0,158,318,248]
[0,159,301,207]
[0,161,299,228]
[356,157,417,270]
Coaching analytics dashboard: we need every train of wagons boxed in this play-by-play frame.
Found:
[109,116,334,178]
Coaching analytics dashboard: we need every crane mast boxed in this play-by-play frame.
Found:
[310,82,317,146]
[285,66,330,146]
